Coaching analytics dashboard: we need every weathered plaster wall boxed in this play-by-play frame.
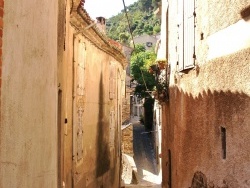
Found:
[162,0,250,188]
[61,3,126,187]
[76,36,122,188]
[0,0,58,187]
[0,0,3,109]
[61,14,74,188]
[122,87,132,123]
[169,49,250,188]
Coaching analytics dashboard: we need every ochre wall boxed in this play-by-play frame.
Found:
[61,2,126,187]
[0,0,58,187]
[0,0,126,187]
[162,0,250,187]
[0,0,3,104]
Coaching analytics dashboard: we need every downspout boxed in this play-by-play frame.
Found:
[156,0,169,61]
[72,33,76,166]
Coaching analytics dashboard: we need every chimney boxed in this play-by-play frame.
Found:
[96,17,106,34]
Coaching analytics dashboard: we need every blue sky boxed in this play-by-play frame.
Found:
[84,0,138,19]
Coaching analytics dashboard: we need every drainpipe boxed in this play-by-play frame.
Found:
[156,0,169,61]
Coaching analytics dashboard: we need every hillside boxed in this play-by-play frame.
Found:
[106,0,161,45]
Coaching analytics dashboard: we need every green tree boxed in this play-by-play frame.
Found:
[153,24,161,34]
[130,44,156,130]
[130,44,156,98]
[138,0,152,11]
[144,24,154,35]
[119,32,129,44]
[107,0,160,43]
[152,0,161,9]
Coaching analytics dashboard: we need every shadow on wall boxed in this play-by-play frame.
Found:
[166,86,250,188]
[96,73,110,178]
[168,86,249,140]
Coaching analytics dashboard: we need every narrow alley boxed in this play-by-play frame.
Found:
[0,0,249,188]
[132,118,161,188]
[121,116,162,188]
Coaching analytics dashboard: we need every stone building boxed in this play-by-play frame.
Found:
[121,123,133,155]
[60,1,127,187]
[121,44,134,123]
[0,0,127,188]
[133,34,160,51]
[158,0,250,188]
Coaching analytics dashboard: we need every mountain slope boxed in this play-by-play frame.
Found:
[106,0,161,45]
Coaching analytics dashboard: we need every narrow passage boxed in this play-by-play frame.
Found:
[129,117,161,188]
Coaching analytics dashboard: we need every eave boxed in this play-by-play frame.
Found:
[70,6,128,69]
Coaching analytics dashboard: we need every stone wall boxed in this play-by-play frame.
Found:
[122,124,133,155]
[122,87,132,123]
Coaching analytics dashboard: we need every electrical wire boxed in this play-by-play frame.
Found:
[122,0,136,49]
[122,0,150,95]
[140,68,149,91]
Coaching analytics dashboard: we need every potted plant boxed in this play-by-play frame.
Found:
[155,70,169,103]
[156,59,167,70]
[148,67,154,74]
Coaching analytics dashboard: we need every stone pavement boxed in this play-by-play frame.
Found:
[122,116,162,188]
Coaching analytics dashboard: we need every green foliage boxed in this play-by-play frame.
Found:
[106,1,160,130]
[132,44,146,54]
[152,0,161,8]
[106,0,161,44]
[130,45,155,130]
[138,0,152,11]
[119,32,130,44]
[130,45,156,98]
[153,24,161,34]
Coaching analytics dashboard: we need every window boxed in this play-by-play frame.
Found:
[177,0,195,71]
[109,62,116,99]
[109,111,115,149]
[221,127,226,159]
[146,42,153,47]
[73,37,86,162]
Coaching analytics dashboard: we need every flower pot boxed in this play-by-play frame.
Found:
[157,61,166,70]
[148,67,154,74]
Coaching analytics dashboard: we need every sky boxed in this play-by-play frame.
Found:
[84,0,138,19]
